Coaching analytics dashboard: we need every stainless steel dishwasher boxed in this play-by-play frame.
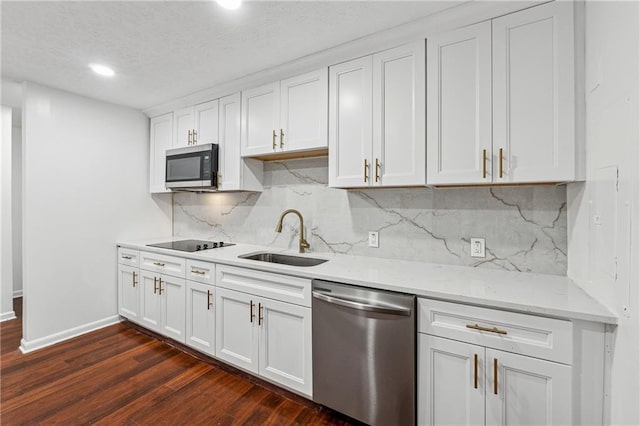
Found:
[312,279,416,426]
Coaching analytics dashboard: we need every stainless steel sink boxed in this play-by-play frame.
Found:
[239,252,328,267]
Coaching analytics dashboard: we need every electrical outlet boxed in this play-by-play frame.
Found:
[470,238,485,258]
[368,231,379,248]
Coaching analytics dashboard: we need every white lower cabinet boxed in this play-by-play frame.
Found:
[215,287,259,373]
[185,280,216,356]
[419,335,571,426]
[215,286,312,396]
[117,264,140,323]
[139,269,186,343]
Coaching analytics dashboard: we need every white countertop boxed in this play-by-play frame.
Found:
[118,237,617,324]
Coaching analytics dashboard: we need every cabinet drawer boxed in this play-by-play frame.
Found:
[186,259,215,285]
[140,251,186,278]
[418,298,572,364]
[216,265,311,307]
[118,248,139,266]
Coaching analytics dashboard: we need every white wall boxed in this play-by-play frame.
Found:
[12,124,22,297]
[1,106,16,321]
[567,1,640,424]
[20,82,172,352]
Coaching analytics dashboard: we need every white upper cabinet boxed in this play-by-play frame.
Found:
[373,42,426,186]
[329,42,426,188]
[426,22,492,185]
[328,56,373,188]
[219,93,264,192]
[149,113,173,194]
[194,100,219,146]
[241,69,328,157]
[493,1,575,183]
[279,69,329,153]
[426,1,579,185]
[241,82,280,156]
[173,107,195,148]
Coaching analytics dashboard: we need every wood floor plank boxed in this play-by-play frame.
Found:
[0,298,360,425]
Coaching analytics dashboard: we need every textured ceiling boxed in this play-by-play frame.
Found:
[1,1,457,110]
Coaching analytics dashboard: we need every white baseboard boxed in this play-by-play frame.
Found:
[13,290,23,298]
[0,311,17,322]
[19,315,121,354]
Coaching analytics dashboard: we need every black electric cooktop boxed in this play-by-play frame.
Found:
[147,239,234,252]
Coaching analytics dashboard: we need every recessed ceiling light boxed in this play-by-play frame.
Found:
[89,63,115,77]
[216,0,241,10]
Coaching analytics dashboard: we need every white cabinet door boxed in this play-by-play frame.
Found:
[174,107,195,148]
[418,335,485,426]
[159,274,186,343]
[149,113,173,193]
[215,287,259,373]
[280,68,328,153]
[118,264,140,323]
[258,298,312,396]
[194,100,219,146]
[218,92,242,191]
[139,270,161,333]
[329,56,373,188]
[241,82,280,156]
[427,22,492,185]
[373,41,426,186]
[493,1,575,183]
[186,281,215,356]
[485,348,572,425]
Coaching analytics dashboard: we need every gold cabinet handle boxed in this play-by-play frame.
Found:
[250,300,255,323]
[364,159,369,183]
[493,358,498,395]
[258,303,264,326]
[280,129,284,148]
[132,271,137,288]
[466,323,507,335]
[188,129,192,145]
[153,262,165,267]
[158,278,163,295]
[193,130,197,145]
[122,255,132,260]
[482,149,487,179]
[272,130,277,150]
[375,158,381,182]
[153,277,158,294]
[474,353,478,389]
[207,290,212,310]
[191,269,206,275]
[499,148,504,178]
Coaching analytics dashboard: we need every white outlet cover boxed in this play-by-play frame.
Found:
[368,231,379,248]
[470,238,485,258]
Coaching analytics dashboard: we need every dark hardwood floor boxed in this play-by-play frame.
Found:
[1,298,360,425]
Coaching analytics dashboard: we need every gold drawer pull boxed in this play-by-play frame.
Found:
[272,130,277,150]
[375,158,381,182]
[153,277,158,294]
[258,303,264,326]
[280,129,284,148]
[207,290,212,310]
[466,324,507,335]
[191,270,206,275]
[158,278,163,295]
[153,262,165,267]
[499,148,504,178]
[363,159,369,183]
[122,255,132,260]
[250,300,255,323]
[132,271,137,287]
[188,129,193,145]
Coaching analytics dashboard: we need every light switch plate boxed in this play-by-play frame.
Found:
[368,231,379,248]
[470,238,485,258]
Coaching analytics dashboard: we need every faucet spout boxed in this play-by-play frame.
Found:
[275,209,309,253]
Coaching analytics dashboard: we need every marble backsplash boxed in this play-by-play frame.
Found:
[173,158,568,275]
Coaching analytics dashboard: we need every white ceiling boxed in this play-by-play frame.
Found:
[2,1,458,110]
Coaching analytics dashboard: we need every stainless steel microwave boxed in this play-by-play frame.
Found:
[165,143,219,191]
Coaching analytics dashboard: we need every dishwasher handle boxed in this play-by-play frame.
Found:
[312,291,412,316]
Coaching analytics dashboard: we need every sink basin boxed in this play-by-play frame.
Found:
[239,252,328,267]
